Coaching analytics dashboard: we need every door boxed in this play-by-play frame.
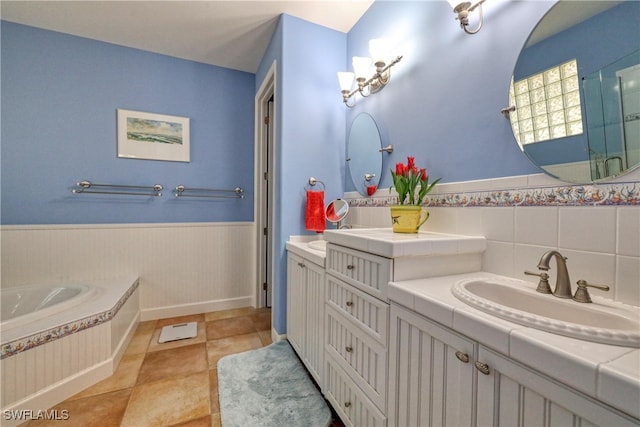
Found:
[255,64,275,309]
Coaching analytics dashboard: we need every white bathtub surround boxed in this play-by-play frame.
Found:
[343,173,640,307]
[0,277,139,423]
[0,222,256,320]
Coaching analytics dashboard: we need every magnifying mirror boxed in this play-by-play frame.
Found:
[326,199,349,229]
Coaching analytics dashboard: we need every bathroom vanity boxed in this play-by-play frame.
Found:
[286,229,640,427]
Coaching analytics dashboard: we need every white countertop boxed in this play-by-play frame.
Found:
[324,227,486,258]
[389,272,640,420]
[286,236,326,266]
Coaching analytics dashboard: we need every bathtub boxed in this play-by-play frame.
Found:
[1,277,140,424]
[1,284,96,330]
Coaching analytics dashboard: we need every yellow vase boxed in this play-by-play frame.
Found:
[390,205,429,233]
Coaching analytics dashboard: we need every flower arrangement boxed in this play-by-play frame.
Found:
[390,156,441,205]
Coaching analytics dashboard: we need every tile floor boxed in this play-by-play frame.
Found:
[22,307,343,427]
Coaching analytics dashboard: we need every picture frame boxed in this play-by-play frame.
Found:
[117,109,190,162]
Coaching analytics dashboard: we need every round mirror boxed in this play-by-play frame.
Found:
[509,1,640,183]
[326,199,349,227]
[347,113,382,196]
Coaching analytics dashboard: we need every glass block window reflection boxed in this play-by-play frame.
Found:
[509,59,583,145]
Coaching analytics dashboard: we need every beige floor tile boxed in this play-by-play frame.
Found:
[206,333,263,368]
[169,415,211,427]
[147,321,206,353]
[68,353,144,400]
[209,369,219,413]
[203,307,255,322]
[250,309,272,331]
[124,323,156,356]
[121,371,210,427]
[137,343,208,385]
[206,316,256,340]
[257,329,273,346]
[24,389,131,427]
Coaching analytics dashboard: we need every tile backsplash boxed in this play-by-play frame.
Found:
[343,173,640,307]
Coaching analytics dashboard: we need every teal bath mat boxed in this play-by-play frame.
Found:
[217,340,331,427]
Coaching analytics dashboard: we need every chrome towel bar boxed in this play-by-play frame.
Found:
[174,185,244,199]
[72,180,163,197]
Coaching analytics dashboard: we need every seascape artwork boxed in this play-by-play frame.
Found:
[117,109,190,162]
[126,117,183,145]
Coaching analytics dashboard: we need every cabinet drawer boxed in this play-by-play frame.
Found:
[325,353,387,427]
[327,244,391,301]
[326,275,389,344]
[326,305,387,410]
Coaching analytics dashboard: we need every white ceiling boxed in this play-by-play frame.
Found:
[1,0,374,73]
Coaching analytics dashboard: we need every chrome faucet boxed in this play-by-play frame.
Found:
[536,250,572,299]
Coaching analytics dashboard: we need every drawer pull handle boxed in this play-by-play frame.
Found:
[347,264,355,270]
[475,361,490,375]
[344,401,352,408]
[346,301,354,307]
[455,351,469,363]
[297,262,305,268]
[345,346,353,353]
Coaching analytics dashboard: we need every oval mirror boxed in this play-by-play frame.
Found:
[509,1,640,184]
[347,113,382,196]
[326,199,349,228]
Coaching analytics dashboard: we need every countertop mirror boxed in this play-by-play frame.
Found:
[509,1,639,184]
[347,113,382,196]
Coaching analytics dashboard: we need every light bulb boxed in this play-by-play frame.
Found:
[337,72,355,91]
[352,56,372,79]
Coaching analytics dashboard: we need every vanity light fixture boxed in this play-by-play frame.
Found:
[447,0,486,35]
[337,38,403,108]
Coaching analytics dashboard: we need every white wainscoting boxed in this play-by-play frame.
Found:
[1,222,257,319]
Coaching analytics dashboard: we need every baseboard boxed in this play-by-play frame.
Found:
[271,327,286,343]
[1,360,113,427]
[112,311,141,369]
[140,296,254,321]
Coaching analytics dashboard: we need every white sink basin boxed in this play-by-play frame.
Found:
[307,240,327,252]
[452,277,640,347]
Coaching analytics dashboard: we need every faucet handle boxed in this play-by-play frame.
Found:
[573,279,610,303]
[524,270,552,294]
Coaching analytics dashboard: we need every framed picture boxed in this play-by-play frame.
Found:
[117,109,190,162]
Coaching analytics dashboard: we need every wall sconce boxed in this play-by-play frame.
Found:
[447,0,486,34]
[337,38,403,107]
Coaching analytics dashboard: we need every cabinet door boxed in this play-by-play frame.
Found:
[303,260,325,387]
[286,252,306,356]
[388,304,476,427]
[477,345,639,427]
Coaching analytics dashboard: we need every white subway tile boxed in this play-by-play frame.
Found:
[616,256,640,306]
[515,207,558,247]
[482,241,515,277]
[455,207,484,236]
[562,249,616,294]
[559,207,616,253]
[617,208,640,257]
[482,207,515,242]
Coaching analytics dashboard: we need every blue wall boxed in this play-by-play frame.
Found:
[343,0,549,192]
[1,21,255,225]
[257,14,346,334]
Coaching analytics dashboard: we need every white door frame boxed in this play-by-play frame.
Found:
[253,61,276,309]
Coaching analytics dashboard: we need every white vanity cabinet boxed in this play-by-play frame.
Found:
[388,303,638,427]
[388,304,477,427]
[286,250,325,387]
[476,345,637,427]
[324,243,392,427]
